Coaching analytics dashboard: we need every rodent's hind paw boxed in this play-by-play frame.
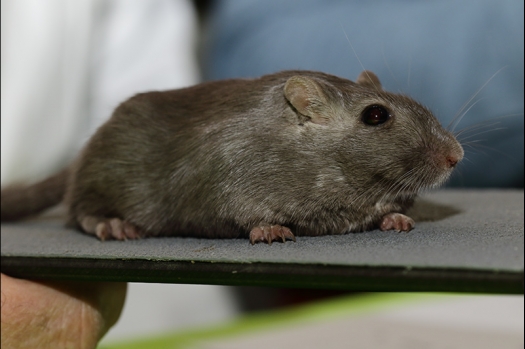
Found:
[249,225,296,245]
[380,213,415,232]
[80,216,142,241]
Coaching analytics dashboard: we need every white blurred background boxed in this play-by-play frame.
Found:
[1,0,199,184]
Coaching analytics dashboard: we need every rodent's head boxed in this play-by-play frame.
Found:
[283,70,464,199]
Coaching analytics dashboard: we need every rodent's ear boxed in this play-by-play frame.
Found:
[356,70,382,90]
[284,76,330,124]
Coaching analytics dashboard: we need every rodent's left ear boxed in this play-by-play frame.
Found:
[284,76,331,124]
[356,70,382,90]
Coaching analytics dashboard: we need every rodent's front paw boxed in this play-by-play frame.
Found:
[379,213,415,232]
[249,225,296,245]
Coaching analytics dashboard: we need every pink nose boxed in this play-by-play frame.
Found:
[446,155,459,168]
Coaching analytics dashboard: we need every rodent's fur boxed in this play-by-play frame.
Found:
[1,70,463,243]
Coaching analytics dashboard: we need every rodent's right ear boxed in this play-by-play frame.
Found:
[284,76,330,124]
[356,70,382,90]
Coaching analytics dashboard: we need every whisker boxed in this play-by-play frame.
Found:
[407,55,412,90]
[461,156,474,165]
[454,121,501,138]
[340,24,380,91]
[461,140,484,145]
[457,127,506,142]
[381,44,400,89]
[463,142,522,164]
[447,66,507,130]
[450,97,487,132]
[450,165,465,186]
[454,112,522,139]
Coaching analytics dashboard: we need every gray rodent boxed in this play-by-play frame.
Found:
[1,70,463,244]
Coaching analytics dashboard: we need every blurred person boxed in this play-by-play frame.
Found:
[1,0,199,185]
[1,273,126,349]
[1,0,215,347]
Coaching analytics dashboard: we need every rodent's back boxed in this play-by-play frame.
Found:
[66,75,295,235]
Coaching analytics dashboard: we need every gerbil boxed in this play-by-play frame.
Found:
[1,70,463,244]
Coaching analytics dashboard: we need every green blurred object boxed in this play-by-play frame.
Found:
[99,292,523,349]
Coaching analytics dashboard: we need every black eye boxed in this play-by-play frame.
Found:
[362,105,390,126]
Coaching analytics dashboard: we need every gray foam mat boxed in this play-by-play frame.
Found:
[2,190,523,293]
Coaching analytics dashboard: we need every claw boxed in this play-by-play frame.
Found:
[84,216,142,241]
[380,213,415,232]
[249,224,296,245]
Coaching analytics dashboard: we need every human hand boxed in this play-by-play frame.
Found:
[1,273,127,349]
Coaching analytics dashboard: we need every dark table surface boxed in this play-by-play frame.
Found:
[1,190,523,294]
